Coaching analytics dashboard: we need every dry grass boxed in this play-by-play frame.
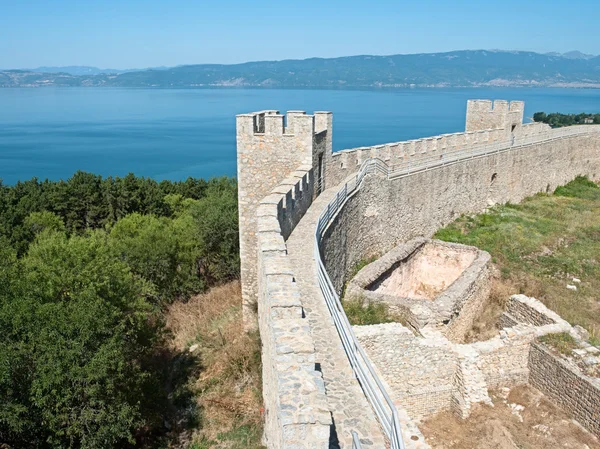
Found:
[165,282,264,448]
[464,279,512,342]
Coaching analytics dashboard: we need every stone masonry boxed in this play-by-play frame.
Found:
[236,101,600,448]
[465,99,524,134]
[237,110,331,328]
[346,238,492,342]
[354,295,573,420]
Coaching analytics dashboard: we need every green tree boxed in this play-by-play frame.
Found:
[109,213,201,301]
[24,211,66,235]
[187,179,239,283]
[0,231,162,448]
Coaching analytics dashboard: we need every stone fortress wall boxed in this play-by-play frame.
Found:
[236,101,600,448]
[324,100,551,189]
[254,163,332,449]
[320,123,600,295]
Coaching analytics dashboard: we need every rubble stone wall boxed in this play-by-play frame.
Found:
[355,296,573,421]
[529,343,600,437]
[256,167,332,449]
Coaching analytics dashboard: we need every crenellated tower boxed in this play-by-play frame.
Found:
[236,110,332,328]
[466,99,524,135]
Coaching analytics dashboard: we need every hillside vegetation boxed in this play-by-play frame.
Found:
[435,176,600,344]
[0,173,253,448]
[533,112,600,127]
[3,50,600,88]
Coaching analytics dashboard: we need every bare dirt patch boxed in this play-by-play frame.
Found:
[420,385,600,449]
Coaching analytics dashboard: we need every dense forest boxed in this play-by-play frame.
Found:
[533,112,600,128]
[0,172,240,448]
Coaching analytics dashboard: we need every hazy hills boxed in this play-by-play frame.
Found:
[2,50,600,89]
[25,66,170,75]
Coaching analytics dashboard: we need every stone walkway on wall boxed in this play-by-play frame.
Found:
[286,187,386,449]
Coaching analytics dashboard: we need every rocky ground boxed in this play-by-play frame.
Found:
[420,385,600,449]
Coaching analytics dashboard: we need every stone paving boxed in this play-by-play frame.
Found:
[286,187,387,449]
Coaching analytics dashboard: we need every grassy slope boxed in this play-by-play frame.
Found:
[165,282,264,449]
[435,176,600,343]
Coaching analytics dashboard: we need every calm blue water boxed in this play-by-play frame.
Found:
[1,87,599,185]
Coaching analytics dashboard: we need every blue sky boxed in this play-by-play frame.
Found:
[1,0,598,69]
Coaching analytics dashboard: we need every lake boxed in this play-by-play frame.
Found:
[1,87,599,185]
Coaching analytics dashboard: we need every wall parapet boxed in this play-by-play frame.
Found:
[256,165,332,449]
[326,119,571,188]
[238,110,332,328]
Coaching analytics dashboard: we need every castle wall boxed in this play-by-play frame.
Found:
[320,128,600,295]
[236,100,600,447]
[256,166,332,449]
[465,99,524,133]
[324,101,552,190]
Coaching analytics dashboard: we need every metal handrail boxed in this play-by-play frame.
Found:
[313,125,599,449]
[352,431,363,449]
[315,157,405,449]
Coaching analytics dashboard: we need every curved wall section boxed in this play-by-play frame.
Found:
[321,129,600,294]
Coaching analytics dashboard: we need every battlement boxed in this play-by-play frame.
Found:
[235,100,600,448]
[236,110,332,137]
[238,100,544,327]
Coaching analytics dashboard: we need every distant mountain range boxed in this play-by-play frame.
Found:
[2,50,600,89]
[25,66,170,75]
[545,51,597,60]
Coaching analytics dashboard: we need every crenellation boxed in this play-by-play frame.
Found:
[238,110,331,328]
[314,111,332,134]
[454,132,466,149]
[509,100,524,113]
[285,110,307,134]
[388,142,403,166]
[443,133,455,151]
[264,114,285,135]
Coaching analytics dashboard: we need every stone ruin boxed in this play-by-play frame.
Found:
[346,239,600,436]
[347,237,491,341]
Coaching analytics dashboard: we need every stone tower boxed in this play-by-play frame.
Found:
[466,100,524,134]
[236,110,332,328]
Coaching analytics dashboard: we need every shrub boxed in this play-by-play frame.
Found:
[344,296,398,326]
